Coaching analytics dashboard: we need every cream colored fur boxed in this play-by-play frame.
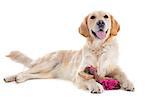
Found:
[4,11,134,93]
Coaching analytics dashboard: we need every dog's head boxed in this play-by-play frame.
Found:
[79,11,120,41]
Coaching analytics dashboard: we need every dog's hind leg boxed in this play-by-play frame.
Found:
[4,72,54,83]
[4,73,54,83]
[4,58,60,83]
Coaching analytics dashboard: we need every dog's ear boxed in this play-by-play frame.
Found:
[79,15,90,37]
[110,15,120,36]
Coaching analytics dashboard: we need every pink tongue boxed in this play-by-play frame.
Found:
[96,32,106,39]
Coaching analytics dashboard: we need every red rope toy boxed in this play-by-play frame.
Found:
[79,65,120,90]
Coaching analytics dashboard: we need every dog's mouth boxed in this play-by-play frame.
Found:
[91,29,108,40]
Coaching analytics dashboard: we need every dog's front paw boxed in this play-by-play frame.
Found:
[87,79,104,94]
[90,83,104,94]
[121,80,135,91]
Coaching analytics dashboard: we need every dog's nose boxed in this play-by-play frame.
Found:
[96,20,105,28]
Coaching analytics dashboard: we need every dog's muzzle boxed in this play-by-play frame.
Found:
[91,20,108,40]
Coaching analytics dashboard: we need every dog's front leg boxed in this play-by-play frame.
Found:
[74,57,104,93]
[71,49,104,93]
[74,75,104,93]
[97,50,134,91]
[108,67,135,91]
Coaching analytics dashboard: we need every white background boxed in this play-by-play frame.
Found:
[0,0,150,99]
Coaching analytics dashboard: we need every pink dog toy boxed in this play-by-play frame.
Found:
[97,78,120,90]
[80,65,120,90]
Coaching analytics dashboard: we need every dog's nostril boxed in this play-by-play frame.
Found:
[96,20,105,27]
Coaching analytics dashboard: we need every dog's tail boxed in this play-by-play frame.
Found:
[6,51,33,68]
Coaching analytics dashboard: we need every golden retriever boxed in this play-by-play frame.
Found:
[4,11,134,93]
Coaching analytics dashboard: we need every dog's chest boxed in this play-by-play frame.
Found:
[84,46,105,67]
[88,43,117,75]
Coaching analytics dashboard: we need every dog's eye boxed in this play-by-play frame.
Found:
[104,15,108,19]
[90,16,96,19]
